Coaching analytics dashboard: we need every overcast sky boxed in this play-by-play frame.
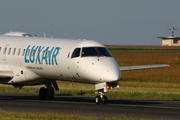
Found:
[0,0,180,45]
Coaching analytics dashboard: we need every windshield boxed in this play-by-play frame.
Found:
[81,47,112,57]
[71,48,81,58]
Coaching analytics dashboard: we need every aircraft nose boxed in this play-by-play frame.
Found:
[101,64,120,82]
[99,68,120,82]
[86,58,121,82]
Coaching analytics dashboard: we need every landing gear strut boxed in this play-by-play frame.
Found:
[39,80,59,100]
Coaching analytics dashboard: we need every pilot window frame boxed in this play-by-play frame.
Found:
[81,47,112,57]
[81,47,98,57]
[71,48,81,58]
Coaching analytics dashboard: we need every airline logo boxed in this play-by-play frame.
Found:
[24,45,60,65]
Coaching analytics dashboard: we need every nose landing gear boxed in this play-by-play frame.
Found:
[95,82,108,104]
[95,92,108,104]
[95,81,119,104]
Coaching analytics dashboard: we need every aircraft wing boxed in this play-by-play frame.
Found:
[120,64,170,71]
[0,71,14,81]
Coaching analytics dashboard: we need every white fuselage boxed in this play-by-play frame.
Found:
[0,35,120,87]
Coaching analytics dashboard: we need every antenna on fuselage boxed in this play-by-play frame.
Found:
[43,32,46,38]
[50,30,53,38]
[10,30,12,36]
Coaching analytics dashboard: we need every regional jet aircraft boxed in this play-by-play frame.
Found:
[0,32,169,104]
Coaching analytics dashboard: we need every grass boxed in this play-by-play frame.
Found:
[0,110,158,120]
[106,45,180,50]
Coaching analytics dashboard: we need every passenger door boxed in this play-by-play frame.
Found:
[2,44,9,61]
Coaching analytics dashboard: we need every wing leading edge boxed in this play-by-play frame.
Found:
[120,64,170,71]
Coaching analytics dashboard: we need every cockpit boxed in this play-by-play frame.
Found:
[71,47,112,58]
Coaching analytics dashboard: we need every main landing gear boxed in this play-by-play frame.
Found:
[39,80,59,100]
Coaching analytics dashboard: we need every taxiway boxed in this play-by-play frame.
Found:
[0,93,179,119]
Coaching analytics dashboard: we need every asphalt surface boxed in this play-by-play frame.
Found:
[0,93,180,119]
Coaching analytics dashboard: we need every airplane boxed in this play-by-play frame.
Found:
[0,31,170,104]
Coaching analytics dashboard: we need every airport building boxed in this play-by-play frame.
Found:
[157,27,180,46]
[157,36,180,46]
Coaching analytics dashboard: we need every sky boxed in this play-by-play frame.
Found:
[0,0,180,45]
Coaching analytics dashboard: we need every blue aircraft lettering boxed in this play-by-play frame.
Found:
[24,45,60,65]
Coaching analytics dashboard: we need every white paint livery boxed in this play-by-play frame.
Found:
[0,33,169,104]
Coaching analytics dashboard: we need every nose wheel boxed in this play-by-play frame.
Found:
[95,95,108,104]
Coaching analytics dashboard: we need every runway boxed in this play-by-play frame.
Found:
[0,93,180,119]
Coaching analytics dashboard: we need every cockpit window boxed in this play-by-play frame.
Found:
[81,47,98,57]
[71,48,81,58]
[81,47,112,57]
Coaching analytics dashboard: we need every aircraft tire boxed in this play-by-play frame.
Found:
[39,87,47,100]
[95,95,101,104]
[102,95,108,104]
[47,94,54,100]
[47,87,55,100]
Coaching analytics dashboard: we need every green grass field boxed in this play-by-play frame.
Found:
[0,110,151,120]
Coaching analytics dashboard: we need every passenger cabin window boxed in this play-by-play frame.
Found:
[22,49,25,56]
[37,50,40,57]
[13,48,16,55]
[27,49,30,56]
[17,48,21,56]
[48,51,51,58]
[3,47,7,54]
[42,50,45,57]
[8,48,11,55]
[81,47,112,57]
[32,50,35,57]
[71,48,81,58]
